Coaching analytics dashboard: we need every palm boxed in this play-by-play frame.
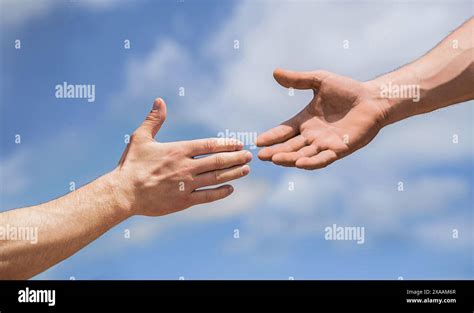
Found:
[257,69,385,170]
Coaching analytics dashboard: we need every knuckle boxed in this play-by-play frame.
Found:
[214,155,225,168]
[205,139,217,153]
[183,173,194,185]
[171,147,185,158]
[214,170,221,182]
[312,70,330,87]
[177,163,193,176]
[145,110,160,123]
[130,132,141,142]
[204,191,214,203]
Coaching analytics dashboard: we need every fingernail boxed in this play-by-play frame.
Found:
[245,151,253,162]
[241,165,250,175]
[153,98,163,109]
[228,185,234,193]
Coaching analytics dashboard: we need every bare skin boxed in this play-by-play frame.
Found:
[257,18,474,170]
[0,98,252,279]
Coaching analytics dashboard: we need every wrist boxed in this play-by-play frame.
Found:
[100,170,136,219]
[366,67,423,127]
[363,78,396,128]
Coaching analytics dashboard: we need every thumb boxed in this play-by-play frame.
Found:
[273,68,329,90]
[135,98,167,139]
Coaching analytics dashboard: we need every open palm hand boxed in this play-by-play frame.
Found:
[257,69,388,170]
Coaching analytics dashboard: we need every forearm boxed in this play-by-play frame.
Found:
[370,18,474,126]
[0,171,130,279]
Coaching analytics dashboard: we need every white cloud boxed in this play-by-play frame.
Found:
[108,39,193,121]
[0,0,55,28]
[0,0,121,28]
[124,40,190,99]
[0,127,99,210]
[347,175,470,232]
[364,103,473,172]
[227,171,471,253]
[415,217,472,249]
[0,150,30,196]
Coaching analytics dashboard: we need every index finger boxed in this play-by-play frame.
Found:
[184,138,244,157]
[256,121,298,147]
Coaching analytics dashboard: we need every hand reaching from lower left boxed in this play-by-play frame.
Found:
[0,98,252,279]
[113,98,253,217]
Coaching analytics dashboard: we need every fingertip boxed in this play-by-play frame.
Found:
[273,67,283,78]
[245,151,253,162]
[271,154,294,167]
[295,158,318,170]
[256,136,268,147]
[241,164,250,175]
[271,153,280,163]
[273,68,292,87]
[295,157,309,169]
[273,67,290,79]
[226,185,234,194]
[257,149,271,161]
[153,97,164,108]
[152,97,167,119]
[271,153,284,165]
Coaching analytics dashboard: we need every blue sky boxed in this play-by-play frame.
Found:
[1,0,472,279]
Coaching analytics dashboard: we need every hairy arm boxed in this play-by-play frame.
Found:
[257,18,473,170]
[0,173,129,279]
[370,17,474,125]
